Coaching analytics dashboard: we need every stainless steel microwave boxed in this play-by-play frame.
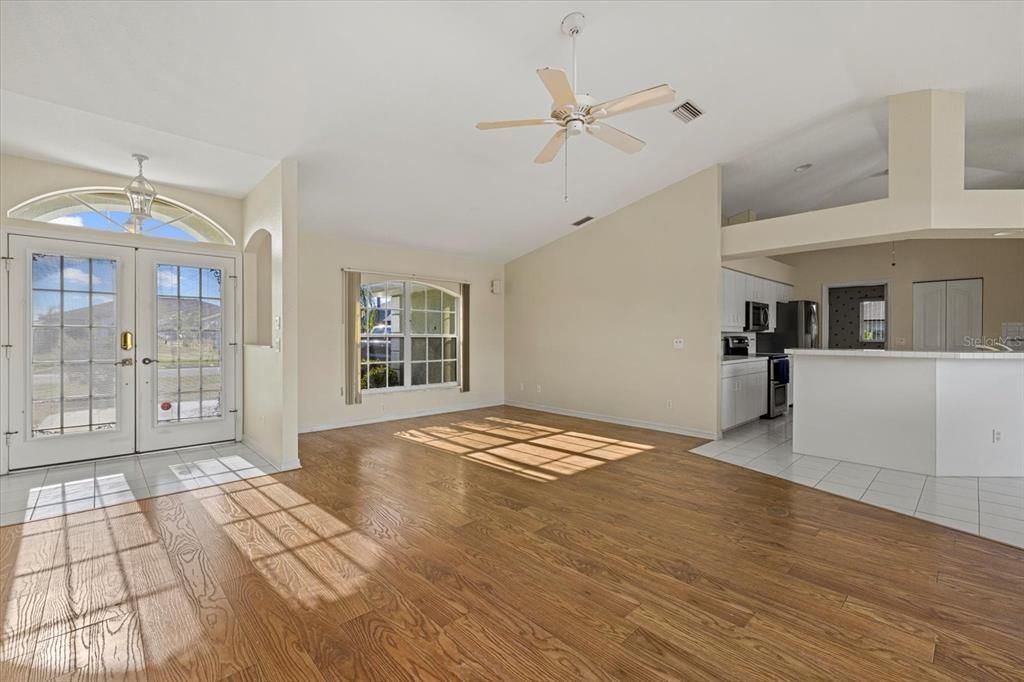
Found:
[745,301,769,332]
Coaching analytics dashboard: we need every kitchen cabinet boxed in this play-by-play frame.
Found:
[721,268,745,331]
[721,268,793,334]
[721,360,768,430]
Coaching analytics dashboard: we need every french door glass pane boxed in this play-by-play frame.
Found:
[154,264,224,423]
[30,253,119,437]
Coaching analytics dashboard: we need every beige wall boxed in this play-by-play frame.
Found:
[778,239,1024,349]
[504,166,723,438]
[297,232,505,432]
[241,161,300,468]
[0,154,244,242]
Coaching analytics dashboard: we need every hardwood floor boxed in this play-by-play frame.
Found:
[2,405,1022,680]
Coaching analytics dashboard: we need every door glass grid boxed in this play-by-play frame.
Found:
[30,253,118,436]
[156,264,223,423]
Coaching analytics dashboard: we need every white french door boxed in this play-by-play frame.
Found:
[135,250,236,451]
[6,235,237,470]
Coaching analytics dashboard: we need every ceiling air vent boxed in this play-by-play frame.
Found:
[572,216,594,227]
[671,100,703,123]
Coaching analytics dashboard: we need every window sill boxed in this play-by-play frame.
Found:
[361,382,459,396]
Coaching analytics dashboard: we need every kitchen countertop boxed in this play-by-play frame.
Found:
[786,349,1024,360]
[721,356,769,365]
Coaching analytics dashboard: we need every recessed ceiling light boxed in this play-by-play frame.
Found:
[793,163,813,173]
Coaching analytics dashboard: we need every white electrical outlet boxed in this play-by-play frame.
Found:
[520,382,525,391]
[673,338,685,349]
[666,399,673,409]
[993,429,1002,443]
[536,384,542,393]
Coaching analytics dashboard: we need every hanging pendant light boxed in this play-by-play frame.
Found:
[124,153,156,233]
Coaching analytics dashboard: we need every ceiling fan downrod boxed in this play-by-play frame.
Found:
[561,12,585,203]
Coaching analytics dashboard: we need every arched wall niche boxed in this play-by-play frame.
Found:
[244,228,273,346]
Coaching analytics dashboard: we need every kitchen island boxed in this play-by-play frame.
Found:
[787,349,1024,477]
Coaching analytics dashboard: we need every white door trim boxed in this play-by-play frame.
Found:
[820,278,893,350]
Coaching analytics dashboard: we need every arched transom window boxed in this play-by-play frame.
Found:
[7,187,234,245]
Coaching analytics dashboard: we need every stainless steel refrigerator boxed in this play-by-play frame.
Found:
[757,301,819,352]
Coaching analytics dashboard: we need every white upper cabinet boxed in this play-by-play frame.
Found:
[720,268,793,333]
[721,268,744,331]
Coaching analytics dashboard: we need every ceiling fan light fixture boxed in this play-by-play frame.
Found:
[124,153,157,232]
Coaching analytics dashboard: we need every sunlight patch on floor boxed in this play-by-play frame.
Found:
[395,416,654,482]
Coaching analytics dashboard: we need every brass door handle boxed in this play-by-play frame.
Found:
[120,331,134,351]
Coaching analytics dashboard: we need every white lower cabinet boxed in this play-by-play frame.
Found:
[721,360,768,431]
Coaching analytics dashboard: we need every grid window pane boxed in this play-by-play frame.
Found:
[62,328,90,362]
[409,284,427,309]
[92,294,116,327]
[62,363,91,399]
[201,268,222,299]
[32,400,61,433]
[63,293,91,326]
[91,260,116,293]
[427,311,442,335]
[427,338,442,361]
[388,363,404,387]
[92,364,117,398]
[32,255,61,289]
[158,265,178,295]
[92,328,117,362]
[410,310,426,334]
[30,253,120,437]
[62,258,92,292]
[179,267,200,297]
[32,364,60,401]
[360,280,459,392]
[32,291,61,325]
[367,364,387,389]
[411,363,427,386]
[32,327,61,362]
[427,361,442,384]
[411,337,426,361]
[152,263,225,424]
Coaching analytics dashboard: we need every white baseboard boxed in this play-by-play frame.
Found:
[505,400,717,441]
[300,400,504,434]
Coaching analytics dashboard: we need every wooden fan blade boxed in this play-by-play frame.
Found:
[534,129,566,164]
[586,123,645,154]
[537,68,577,110]
[591,84,675,118]
[476,119,556,130]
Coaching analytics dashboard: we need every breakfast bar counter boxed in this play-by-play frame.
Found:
[786,349,1024,477]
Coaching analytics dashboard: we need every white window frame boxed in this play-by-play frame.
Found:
[360,280,460,394]
[859,299,887,343]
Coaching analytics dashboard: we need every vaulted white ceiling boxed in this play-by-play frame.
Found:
[2,1,1021,260]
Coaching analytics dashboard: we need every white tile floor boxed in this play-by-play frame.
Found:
[689,415,1024,549]
[0,442,278,526]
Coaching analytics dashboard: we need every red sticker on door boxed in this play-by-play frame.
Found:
[160,401,172,411]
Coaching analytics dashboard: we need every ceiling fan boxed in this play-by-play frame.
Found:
[476,12,676,170]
